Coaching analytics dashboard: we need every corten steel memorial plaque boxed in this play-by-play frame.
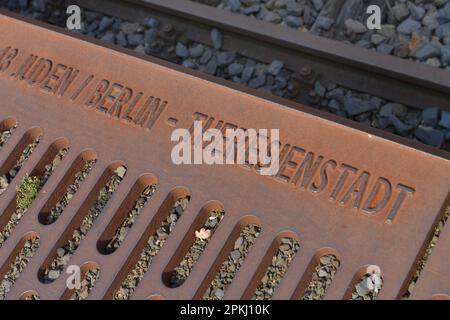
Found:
[0,12,449,300]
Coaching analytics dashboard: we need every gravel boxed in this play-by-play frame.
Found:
[0,148,67,247]
[169,209,225,288]
[301,254,340,300]
[0,138,40,197]
[252,237,300,300]
[113,196,190,300]
[0,236,40,300]
[194,0,450,71]
[105,185,157,253]
[0,125,16,148]
[351,267,383,300]
[211,28,224,49]
[43,166,127,283]
[403,205,450,298]
[43,159,97,225]
[310,84,450,150]
[203,224,261,300]
[68,268,100,300]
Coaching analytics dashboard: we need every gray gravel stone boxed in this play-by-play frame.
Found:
[248,75,266,88]
[286,0,303,16]
[439,111,450,129]
[392,3,410,21]
[378,24,396,38]
[100,32,115,44]
[351,269,383,300]
[189,44,204,58]
[47,269,60,280]
[345,19,367,34]
[98,16,114,32]
[377,43,394,55]
[371,34,386,45]
[311,0,323,11]
[415,43,440,60]
[182,60,196,69]
[211,28,223,50]
[285,15,303,28]
[423,10,438,27]
[243,4,261,15]
[397,18,421,34]
[441,45,450,65]
[408,3,425,21]
[355,39,371,49]
[228,0,242,12]
[144,28,158,44]
[415,126,444,147]
[388,115,413,136]
[200,48,213,64]
[437,4,450,24]
[328,99,340,110]
[241,65,255,82]
[115,32,127,47]
[176,42,189,58]
[205,56,218,75]
[436,22,450,38]
[120,22,140,34]
[214,288,224,299]
[422,107,440,127]
[127,33,144,47]
[389,103,407,118]
[315,16,334,30]
[228,62,244,76]
[143,17,160,28]
[267,60,284,75]
[264,11,282,23]
[314,80,326,97]
[217,51,236,66]
[343,97,377,117]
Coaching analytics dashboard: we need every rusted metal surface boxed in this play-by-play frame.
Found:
[74,0,450,112]
[0,12,449,300]
[410,206,450,300]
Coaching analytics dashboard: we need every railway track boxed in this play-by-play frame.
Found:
[0,1,449,301]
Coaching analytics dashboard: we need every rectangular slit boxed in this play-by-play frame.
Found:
[196,219,261,300]
[300,254,340,300]
[246,235,300,300]
[163,203,225,288]
[0,127,42,197]
[0,140,69,247]
[39,150,97,225]
[61,263,100,300]
[0,232,40,300]
[39,163,127,283]
[106,188,190,300]
[0,118,17,149]
[97,174,158,254]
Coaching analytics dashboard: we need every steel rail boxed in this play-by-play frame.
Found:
[74,0,450,112]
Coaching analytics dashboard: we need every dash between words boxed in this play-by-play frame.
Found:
[190,113,415,222]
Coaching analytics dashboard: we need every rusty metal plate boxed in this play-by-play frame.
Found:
[410,205,450,300]
[0,12,449,300]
